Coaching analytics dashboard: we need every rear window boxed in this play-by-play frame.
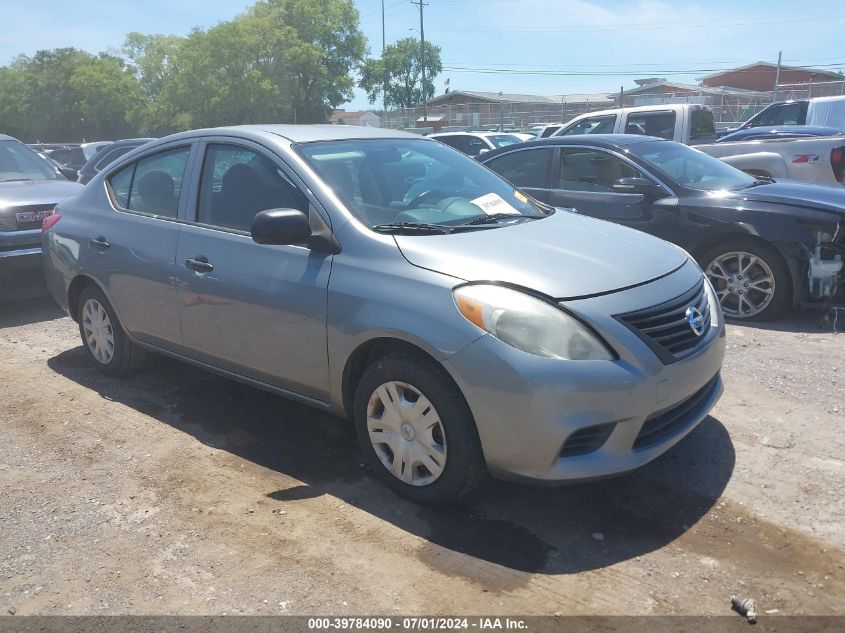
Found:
[560,114,617,136]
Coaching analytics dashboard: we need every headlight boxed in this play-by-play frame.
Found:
[703,276,721,329]
[453,284,614,360]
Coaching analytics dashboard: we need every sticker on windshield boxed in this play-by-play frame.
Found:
[513,191,528,204]
[470,192,521,216]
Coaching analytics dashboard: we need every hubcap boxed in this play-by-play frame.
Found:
[705,251,775,319]
[81,298,115,364]
[366,381,447,487]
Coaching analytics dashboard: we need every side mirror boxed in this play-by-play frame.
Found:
[251,208,341,254]
[612,177,660,197]
[59,166,78,181]
[251,208,312,247]
[478,148,490,155]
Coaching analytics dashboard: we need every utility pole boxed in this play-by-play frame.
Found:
[411,0,428,123]
[381,0,386,113]
[773,50,782,103]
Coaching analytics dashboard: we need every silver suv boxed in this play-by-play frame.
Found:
[43,125,725,503]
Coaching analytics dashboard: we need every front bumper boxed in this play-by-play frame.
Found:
[443,260,726,483]
[0,233,46,299]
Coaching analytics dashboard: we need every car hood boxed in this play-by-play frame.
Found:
[0,179,83,207]
[731,181,845,217]
[394,211,689,299]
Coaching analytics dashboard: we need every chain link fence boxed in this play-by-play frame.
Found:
[374,81,843,132]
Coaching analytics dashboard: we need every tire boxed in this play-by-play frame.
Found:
[353,352,486,504]
[698,238,791,322]
[77,285,146,376]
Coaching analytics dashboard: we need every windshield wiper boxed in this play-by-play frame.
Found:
[458,213,547,226]
[371,222,452,234]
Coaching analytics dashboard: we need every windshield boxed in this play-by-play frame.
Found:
[0,140,61,182]
[486,134,523,148]
[628,140,756,191]
[296,138,545,231]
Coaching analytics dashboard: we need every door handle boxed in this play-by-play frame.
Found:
[185,256,213,273]
[90,236,110,250]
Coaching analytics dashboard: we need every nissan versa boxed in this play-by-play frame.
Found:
[42,125,725,503]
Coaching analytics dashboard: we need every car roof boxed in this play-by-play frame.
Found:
[158,124,422,145]
[478,134,666,160]
[430,131,519,138]
[0,133,19,142]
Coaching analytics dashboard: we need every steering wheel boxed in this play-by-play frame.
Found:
[406,189,447,209]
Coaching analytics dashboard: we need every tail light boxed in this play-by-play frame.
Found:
[832,146,845,184]
[42,210,61,233]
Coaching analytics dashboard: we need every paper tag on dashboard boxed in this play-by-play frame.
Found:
[470,193,521,215]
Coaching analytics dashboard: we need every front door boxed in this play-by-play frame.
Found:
[548,147,678,241]
[173,140,332,401]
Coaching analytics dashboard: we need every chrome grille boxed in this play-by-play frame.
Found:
[616,279,711,364]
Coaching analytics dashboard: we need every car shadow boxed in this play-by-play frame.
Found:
[47,347,735,577]
[0,296,65,329]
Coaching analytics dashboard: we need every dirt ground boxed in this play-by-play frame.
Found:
[0,296,843,616]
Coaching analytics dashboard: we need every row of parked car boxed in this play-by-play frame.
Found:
[0,113,841,503]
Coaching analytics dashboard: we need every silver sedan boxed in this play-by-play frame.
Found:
[42,125,725,503]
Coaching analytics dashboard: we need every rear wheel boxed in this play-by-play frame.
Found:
[699,239,790,321]
[353,353,485,504]
[77,285,146,376]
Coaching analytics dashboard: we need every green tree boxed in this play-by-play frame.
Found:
[359,37,442,109]
[124,0,366,130]
[4,48,146,142]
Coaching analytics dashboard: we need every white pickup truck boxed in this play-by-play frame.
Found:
[697,135,845,186]
[551,103,717,145]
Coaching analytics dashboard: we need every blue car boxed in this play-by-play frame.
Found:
[717,125,842,143]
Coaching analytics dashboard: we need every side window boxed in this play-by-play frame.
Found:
[464,136,487,157]
[560,115,617,136]
[108,163,133,208]
[95,147,131,172]
[435,136,459,150]
[197,144,308,232]
[559,149,642,192]
[485,148,553,188]
[751,105,785,127]
[126,147,191,217]
[625,111,676,139]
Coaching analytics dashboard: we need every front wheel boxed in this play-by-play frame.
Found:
[699,240,791,321]
[353,353,486,504]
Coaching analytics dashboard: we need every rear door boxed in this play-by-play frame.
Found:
[173,138,332,401]
[481,146,555,203]
[94,142,197,348]
[622,110,678,141]
[547,146,678,240]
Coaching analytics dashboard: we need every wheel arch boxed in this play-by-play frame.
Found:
[341,337,456,421]
[691,232,801,308]
[67,274,104,322]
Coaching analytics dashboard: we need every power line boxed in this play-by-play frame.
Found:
[429,13,844,34]
[440,62,845,77]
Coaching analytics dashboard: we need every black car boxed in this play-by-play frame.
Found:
[481,135,845,321]
[76,138,156,185]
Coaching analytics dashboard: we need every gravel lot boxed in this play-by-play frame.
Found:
[1,297,843,616]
